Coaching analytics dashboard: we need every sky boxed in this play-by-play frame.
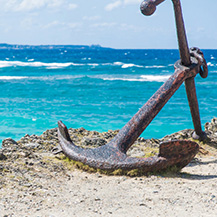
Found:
[0,0,216,49]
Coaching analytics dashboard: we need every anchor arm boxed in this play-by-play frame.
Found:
[110,61,199,153]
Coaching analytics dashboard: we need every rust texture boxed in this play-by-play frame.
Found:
[57,0,208,172]
[171,0,207,140]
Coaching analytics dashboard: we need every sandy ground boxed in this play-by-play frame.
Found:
[0,120,217,217]
[0,156,216,217]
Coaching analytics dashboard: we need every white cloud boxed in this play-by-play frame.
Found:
[104,0,140,11]
[67,22,82,29]
[105,1,122,11]
[83,16,100,21]
[42,21,62,29]
[16,0,47,11]
[91,22,117,28]
[1,0,65,12]
[120,23,141,31]
[68,3,78,10]
[123,0,140,5]
[42,21,82,30]
[20,17,34,29]
[48,0,64,8]
[4,0,17,10]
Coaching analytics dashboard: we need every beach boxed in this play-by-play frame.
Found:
[0,119,216,217]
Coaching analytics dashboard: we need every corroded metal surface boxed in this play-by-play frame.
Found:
[58,0,208,172]
[190,47,208,79]
[58,122,199,171]
[140,0,166,16]
[170,0,207,140]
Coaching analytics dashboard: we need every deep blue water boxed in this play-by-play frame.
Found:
[0,46,216,147]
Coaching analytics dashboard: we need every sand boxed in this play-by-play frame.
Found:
[0,119,217,217]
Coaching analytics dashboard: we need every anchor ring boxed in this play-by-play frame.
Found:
[190,47,208,78]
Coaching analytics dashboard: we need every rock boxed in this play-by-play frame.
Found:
[81,137,106,147]
[2,138,18,148]
[25,143,40,148]
[77,127,86,134]
[0,153,7,160]
[205,118,217,133]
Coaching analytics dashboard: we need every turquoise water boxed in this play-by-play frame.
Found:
[0,45,216,147]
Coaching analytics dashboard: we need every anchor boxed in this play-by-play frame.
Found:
[57,0,208,173]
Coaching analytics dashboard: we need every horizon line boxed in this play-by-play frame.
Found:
[0,43,216,50]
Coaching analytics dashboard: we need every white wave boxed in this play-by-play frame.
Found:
[145,65,166,69]
[46,66,62,69]
[0,76,28,80]
[52,75,84,80]
[102,75,171,82]
[107,62,144,68]
[207,62,214,67]
[140,75,170,82]
[0,74,172,83]
[87,63,99,67]
[29,75,85,81]
[0,60,84,69]
[103,77,144,82]
[0,60,102,69]
[0,60,169,70]
[0,75,84,81]
[121,63,143,69]
[113,62,123,66]
[97,61,166,69]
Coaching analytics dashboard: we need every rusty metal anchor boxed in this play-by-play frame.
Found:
[57,0,208,173]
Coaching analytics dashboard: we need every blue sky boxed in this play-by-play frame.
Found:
[0,0,216,49]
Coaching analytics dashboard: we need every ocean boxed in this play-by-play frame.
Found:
[0,45,216,147]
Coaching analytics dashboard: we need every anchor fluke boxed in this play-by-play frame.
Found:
[58,120,73,143]
[159,140,199,169]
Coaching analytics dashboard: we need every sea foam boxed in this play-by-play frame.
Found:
[112,62,144,68]
[140,75,170,82]
[0,60,84,69]
[121,63,143,68]
[0,76,28,80]
[102,75,171,82]
[0,75,85,81]
[0,60,168,70]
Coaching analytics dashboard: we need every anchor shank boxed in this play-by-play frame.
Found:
[110,67,189,153]
[172,0,204,139]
